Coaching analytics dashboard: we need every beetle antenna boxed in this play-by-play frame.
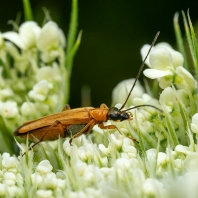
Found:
[122,104,162,112]
[119,31,160,110]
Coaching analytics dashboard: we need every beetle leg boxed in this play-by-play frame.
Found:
[100,103,108,109]
[98,122,122,134]
[62,104,71,111]
[69,119,96,145]
[24,120,64,155]
[98,122,137,142]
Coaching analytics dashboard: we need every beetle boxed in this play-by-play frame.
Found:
[14,31,160,150]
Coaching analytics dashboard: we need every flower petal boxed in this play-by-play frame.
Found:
[155,42,173,49]
[176,66,197,89]
[140,44,151,66]
[112,78,144,105]
[143,68,172,79]
[170,50,184,69]
[3,32,25,49]
[19,21,41,49]
[149,48,173,70]
[184,153,198,172]
[36,21,59,51]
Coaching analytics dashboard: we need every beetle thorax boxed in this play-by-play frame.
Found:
[89,108,109,122]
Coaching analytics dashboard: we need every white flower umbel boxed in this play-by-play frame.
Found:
[0,18,68,140]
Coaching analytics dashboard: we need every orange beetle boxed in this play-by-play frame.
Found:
[14,32,160,149]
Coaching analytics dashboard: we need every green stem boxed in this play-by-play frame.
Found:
[22,0,33,21]
[164,108,179,147]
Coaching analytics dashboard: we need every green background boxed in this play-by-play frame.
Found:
[0,0,198,108]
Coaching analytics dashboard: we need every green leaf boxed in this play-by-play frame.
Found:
[163,106,179,147]
[65,0,79,76]
[173,12,189,70]
[187,10,198,76]
[0,116,14,154]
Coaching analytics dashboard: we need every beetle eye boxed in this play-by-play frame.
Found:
[109,114,120,121]
[120,113,129,121]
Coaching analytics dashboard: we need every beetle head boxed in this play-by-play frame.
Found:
[107,107,132,122]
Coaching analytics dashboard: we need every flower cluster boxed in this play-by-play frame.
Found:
[0,20,67,152]
[1,1,198,197]
[111,42,197,151]
[1,39,198,196]
[0,153,68,197]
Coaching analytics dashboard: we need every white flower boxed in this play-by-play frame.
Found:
[31,173,42,186]
[100,167,113,177]
[36,21,63,51]
[0,88,14,100]
[112,78,144,106]
[174,159,184,171]
[114,158,131,170]
[141,42,184,68]
[176,66,197,90]
[85,188,102,198]
[36,64,62,83]
[68,191,87,198]
[20,102,35,116]
[83,165,103,184]
[78,144,95,161]
[184,153,198,172]
[132,93,152,106]
[4,172,16,181]
[36,160,53,174]
[142,178,165,197]
[7,186,22,197]
[191,113,198,134]
[36,189,53,198]
[159,87,178,113]
[63,139,78,157]
[3,172,16,186]
[101,156,108,166]
[110,133,123,149]
[0,101,18,118]
[28,80,53,102]
[146,149,157,169]
[43,172,57,189]
[40,50,60,63]
[0,184,6,197]
[122,138,137,158]
[174,144,190,155]
[98,144,110,156]
[2,153,18,169]
[157,152,168,166]
[56,178,66,189]
[143,47,174,79]
[74,161,87,176]
[142,45,183,89]
[3,21,41,50]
